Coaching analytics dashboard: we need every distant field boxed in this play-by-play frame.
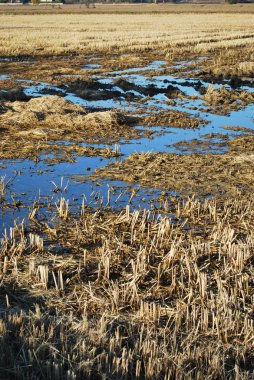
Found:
[1,3,254,14]
[1,10,254,57]
[1,7,254,77]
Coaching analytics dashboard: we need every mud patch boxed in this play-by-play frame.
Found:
[0,86,30,102]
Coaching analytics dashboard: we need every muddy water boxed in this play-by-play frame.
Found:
[0,58,254,234]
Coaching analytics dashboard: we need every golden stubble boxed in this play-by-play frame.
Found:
[1,13,254,56]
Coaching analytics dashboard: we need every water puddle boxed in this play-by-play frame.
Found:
[0,156,163,234]
[65,93,134,111]
[0,58,12,62]
[82,63,102,70]
[171,57,205,70]
[1,58,254,233]
[110,60,166,75]
[22,81,66,97]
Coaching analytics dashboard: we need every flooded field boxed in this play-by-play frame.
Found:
[1,57,254,234]
[1,9,254,380]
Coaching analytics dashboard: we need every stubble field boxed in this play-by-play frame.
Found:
[0,6,254,379]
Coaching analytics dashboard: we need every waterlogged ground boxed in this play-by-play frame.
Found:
[0,57,254,234]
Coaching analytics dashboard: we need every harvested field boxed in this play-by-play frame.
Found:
[1,195,254,379]
[0,11,254,78]
[0,6,254,380]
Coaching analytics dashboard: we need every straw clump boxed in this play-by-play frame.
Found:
[144,109,204,129]
[2,95,133,131]
[2,95,87,132]
[0,95,138,143]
